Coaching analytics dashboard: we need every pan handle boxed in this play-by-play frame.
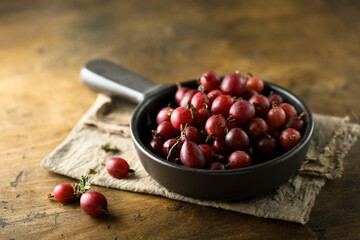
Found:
[80,59,158,103]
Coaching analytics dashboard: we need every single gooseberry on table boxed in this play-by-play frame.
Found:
[106,157,134,179]
[80,191,108,217]
[52,183,74,203]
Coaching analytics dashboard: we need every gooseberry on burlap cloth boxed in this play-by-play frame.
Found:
[41,94,360,224]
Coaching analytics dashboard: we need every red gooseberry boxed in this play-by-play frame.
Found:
[199,71,221,92]
[106,157,133,179]
[227,151,252,169]
[246,77,264,93]
[221,73,246,97]
[279,128,301,150]
[80,191,108,217]
[180,139,206,169]
[52,183,74,203]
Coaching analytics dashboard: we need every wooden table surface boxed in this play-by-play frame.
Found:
[1,1,359,239]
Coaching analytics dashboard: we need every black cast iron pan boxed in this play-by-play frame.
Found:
[81,59,314,201]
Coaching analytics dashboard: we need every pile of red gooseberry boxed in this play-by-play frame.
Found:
[148,71,307,170]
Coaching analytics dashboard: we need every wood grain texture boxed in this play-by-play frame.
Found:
[0,0,359,239]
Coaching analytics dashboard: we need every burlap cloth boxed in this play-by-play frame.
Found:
[41,94,360,224]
